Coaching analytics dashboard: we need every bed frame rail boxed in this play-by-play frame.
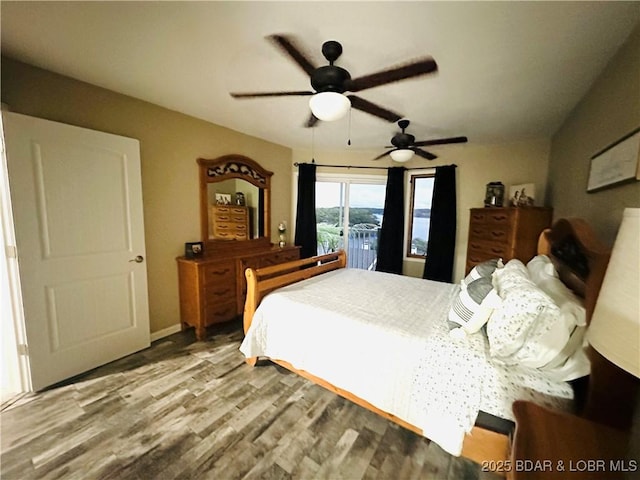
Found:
[243,250,347,334]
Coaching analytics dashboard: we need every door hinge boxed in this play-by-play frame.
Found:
[5,245,17,259]
[17,343,28,356]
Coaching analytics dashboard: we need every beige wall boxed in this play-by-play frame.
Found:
[293,138,550,283]
[548,25,640,246]
[1,57,293,335]
[15,38,624,331]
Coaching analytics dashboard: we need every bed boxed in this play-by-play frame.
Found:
[240,217,610,469]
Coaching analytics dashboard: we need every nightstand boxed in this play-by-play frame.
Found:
[509,400,632,480]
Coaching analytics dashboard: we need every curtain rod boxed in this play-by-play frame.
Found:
[293,162,457,170]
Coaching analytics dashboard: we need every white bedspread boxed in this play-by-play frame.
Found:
[240,268,573,456]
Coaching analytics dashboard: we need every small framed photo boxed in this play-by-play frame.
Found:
[508,183,535,207]
[215,193,231,205]
[185,241,204,258]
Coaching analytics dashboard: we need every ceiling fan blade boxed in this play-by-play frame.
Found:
[305,113,320,128]
[373,150,393,161]
[268,34,317,77]
[230,90,314,98]
[345,57,438,92]
[413,148,438,160]
[347,95,402,123]
[413,136,468,147]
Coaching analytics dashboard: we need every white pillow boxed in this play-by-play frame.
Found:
[527,255,586,326]
[539,325,590,380]
[488,260,560,360]
[527,255,558,282]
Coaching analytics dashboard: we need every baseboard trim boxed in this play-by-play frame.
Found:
[150,324,182,343]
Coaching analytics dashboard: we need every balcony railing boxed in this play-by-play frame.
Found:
[317,223,379,271]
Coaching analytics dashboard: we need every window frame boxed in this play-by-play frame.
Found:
[405,170,435,259]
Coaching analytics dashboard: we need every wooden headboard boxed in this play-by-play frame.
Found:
[537,217,610,325]
[539,217,639,431]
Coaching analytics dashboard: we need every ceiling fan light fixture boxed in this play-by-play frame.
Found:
[309,92,351,121]
[390,149,414,162]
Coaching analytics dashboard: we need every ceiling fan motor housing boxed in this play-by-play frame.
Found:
[311,65,351,93]
[391,133,415,148]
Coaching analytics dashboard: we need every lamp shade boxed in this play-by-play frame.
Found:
[389,149,415,163]
[308,92,350,121]
[587,208,640,378]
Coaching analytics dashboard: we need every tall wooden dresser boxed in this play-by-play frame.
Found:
[177,245,300,340]
[465,207,552,274]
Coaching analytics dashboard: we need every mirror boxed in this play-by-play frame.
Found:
[206,179,262,239]
[198,155,272,254]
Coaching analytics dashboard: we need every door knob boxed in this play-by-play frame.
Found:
[129,255,144,263]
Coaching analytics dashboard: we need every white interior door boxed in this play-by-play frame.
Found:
[2,112,150,391]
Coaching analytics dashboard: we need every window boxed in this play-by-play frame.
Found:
[315,174,386,270]
[407,173,435,258]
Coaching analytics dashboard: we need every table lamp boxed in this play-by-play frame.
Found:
[585,208,640,431]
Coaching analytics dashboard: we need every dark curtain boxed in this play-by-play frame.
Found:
[258,189,265,238]
[423,165,457,282]
[294,163,318,258]
[376,167,406,274]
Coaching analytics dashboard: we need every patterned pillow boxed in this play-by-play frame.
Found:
[449,277,494,328]
[463,258,503,286]
[487,261,560,360]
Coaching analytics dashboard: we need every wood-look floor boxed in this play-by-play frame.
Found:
[1,322,502,480]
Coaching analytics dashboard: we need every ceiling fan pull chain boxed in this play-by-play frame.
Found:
[347,108,352,146]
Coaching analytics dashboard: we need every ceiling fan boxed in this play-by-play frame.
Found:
[374,120,468,162]
[230,35,438,127]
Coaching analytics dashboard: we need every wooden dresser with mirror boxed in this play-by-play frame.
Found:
[177,155,300,340]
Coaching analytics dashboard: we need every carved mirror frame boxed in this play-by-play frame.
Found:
[198,155,272,255]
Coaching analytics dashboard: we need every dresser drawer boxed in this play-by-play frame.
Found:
[213,222,248,237]
[467,239,512,260]
[259,250,300,267]
[203,261,236,286]
[212,211,247,223]
[213,206,246,215]
[469,223,512,243]
[204,283,236,305]
[204,301,237,326]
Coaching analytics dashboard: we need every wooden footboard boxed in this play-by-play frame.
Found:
[243,250,347,334]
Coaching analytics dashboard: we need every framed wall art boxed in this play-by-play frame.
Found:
[587,127,640,193]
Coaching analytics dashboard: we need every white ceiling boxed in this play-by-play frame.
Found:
[1,1,639,153]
